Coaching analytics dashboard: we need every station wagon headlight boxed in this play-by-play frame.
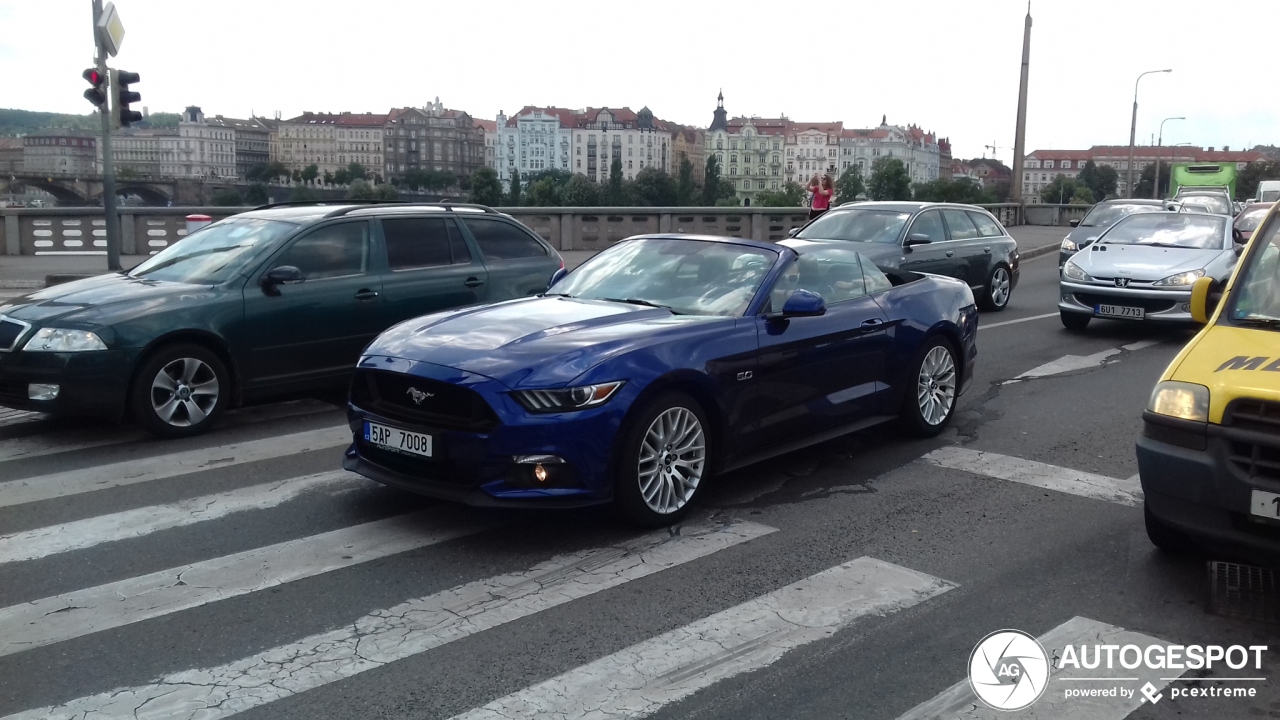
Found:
[1147,381,1209,422]
[1061,238,1078,252]
[1153,269,1206,287]
[23,328,108,352]
[1062,260,1092,282]
[512,381,625,413]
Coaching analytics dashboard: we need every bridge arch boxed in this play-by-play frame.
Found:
[113,184,172,206]
[3,178,90,205]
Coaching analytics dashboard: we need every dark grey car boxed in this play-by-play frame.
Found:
[793,201,1020,310]
[1057,199,1174,267]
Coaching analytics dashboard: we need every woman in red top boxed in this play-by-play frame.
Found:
[808,173,834,220]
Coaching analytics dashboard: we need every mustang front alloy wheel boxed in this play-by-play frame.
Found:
[615,391,708,526]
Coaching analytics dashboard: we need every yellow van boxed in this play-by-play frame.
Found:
[1137,201,1280,555]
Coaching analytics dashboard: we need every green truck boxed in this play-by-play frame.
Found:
[1170,162,1238,198]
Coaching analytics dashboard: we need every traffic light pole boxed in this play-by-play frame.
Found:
[93,0,122,271]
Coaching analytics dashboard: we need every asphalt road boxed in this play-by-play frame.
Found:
[0,251,1276,720]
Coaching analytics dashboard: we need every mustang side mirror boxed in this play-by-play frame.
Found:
[1069,219,1080,228]
[260,265,304,295]
[547,267,569,291]
[769,289,826,320]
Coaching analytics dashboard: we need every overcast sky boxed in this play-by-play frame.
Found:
[3,0,1275,166]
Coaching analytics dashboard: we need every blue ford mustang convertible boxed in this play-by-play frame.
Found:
[344,234,978,525]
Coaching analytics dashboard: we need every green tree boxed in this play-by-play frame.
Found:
[291,169,302,183]
[322,170,334,186]
[1039,174,1080,203]
[347,179,376,200]
[675,158,695,205]
[755,181,806,207]
[468,167,504,206]
[1238,160,1280,200]
[630,167,677,206]
[244,184,269,205]
[715,178,740,206]
[301,164,319,185]
[1070,185,1095,204]
[264,161,288,182]
[245,164,267,182]
[347,162,367,181]
[525,177,561,206]
[288,185,317,202]
[1092,164,1119,199]
[867,157,912,200]
[333,168,350,186]
[835,166,865,204]
[702,155,722,205]
[913,178,985,204]
[508,167,522,205]
[211,188,243,206]
[374,183,399,201]
[607,157,626,205]
[561,174,601,206]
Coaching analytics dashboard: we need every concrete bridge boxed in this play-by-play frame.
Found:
[0,203,1088,256]
[0,173,196,206]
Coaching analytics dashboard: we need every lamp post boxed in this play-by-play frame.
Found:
[1126,68,1172,198]
[1153,116,1184,199]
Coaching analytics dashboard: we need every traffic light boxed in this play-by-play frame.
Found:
[82,68,107,108]
[110,68,142,129]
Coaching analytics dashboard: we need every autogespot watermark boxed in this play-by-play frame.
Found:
[968,630,1268,711]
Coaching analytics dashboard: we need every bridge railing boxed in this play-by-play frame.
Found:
[0,203,1091,256]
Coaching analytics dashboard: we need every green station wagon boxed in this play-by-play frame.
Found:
[0,202,564,437]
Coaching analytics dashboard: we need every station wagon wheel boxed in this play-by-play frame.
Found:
[898,337,958,437]
[129,343,229,439]
[980,264,1012,311]
[615,391,709,527]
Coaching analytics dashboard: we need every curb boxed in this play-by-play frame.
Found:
[1019,241,1061,261]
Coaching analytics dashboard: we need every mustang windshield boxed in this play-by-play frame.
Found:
[129,218,296,284]
[550,238,778,317]
[796,209,911,244]
[1231,215,1280,325]
[1100,214,1226,250]
[1079,203,1163,228]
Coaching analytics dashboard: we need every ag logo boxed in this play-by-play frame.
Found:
[969,629,1050,711]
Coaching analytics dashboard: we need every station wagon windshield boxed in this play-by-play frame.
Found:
[796,209,911,244]
[1079,203,1163,227]
[548,238,777,317]
[129,218,297,284]
[1101,214,1226,249]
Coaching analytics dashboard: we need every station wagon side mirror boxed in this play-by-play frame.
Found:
[547,267,569,291]
[260,265,304,295]
[1069,219,1080,227]
[904,233,932,247]
[769,289,826,320]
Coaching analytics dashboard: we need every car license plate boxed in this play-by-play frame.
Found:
[1250,489,1280,521]
[1095,304,1144,319]
[364,421,432,458]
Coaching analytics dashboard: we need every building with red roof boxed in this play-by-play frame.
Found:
[278,110,388,178]
[1022,146,1268,196]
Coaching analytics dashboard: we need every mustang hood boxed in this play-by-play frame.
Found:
[0,273,218,327]
[365,296,723,388]
[1072,244,1227,281]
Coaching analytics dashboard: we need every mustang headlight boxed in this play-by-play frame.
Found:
[1061,238,1078,252]
[1062,260,1092,282]
[1153,269,1206,287]
[1147,381,1209,422]
[512,381,624,413]
[23,328,108,352]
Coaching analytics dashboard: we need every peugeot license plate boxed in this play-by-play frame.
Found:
[364,420,432,458]
[1096,304,1144,319]
[1250,489,1280,521]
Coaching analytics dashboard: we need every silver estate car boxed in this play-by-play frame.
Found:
[1059,211,1244,330]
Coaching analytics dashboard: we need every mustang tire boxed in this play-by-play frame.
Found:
[898,337,959,437]
[614,391,710,527]
[130,343,229,439]
[979,264,1013,311]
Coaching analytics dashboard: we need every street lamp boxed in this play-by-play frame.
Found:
[1126,68,1172,198]
[1153,116,1184,199]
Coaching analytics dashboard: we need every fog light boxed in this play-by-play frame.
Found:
[28,383,59,401]
[1181,303,1192,312]
[533,463,548,483]
[1062,294,1073,303]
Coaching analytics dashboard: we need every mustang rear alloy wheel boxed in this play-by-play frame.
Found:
[615,392,709,526]
[899,337,958,437]
[130,343,229,438]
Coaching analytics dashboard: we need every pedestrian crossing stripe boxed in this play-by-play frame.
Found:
[921,447,1143,507]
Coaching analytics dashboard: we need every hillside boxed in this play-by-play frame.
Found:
[0,108,181,136]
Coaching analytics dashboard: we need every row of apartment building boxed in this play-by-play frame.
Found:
[9,94,951,204]
[1022,146,1269,196]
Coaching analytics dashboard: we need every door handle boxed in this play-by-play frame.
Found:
[860,318,884,327]
[984,247,992,253]
[354,289,379,301]
[945,251,955,257]
[463,277,485,288]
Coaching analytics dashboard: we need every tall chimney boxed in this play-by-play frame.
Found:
[1010,3,1032,211]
